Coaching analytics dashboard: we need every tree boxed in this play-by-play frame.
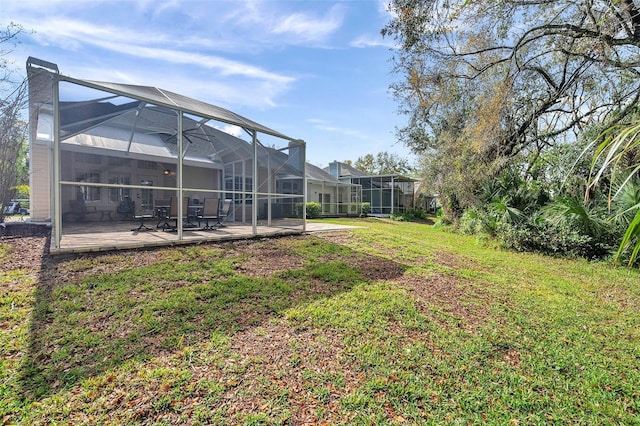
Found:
[0,23,28,222]
[383,0,640,214]
[350,151,414,175]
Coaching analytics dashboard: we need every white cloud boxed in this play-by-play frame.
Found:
[271,5,344,42]
[23,16,294,86]
[28,17,232,52]
[350,34,396,49]
[217,124,244,138]
[307,118,369,140]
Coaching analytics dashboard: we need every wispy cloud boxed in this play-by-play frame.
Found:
[28,17,236,53]
[24,16,294,90]
[350,34,396,49]
[271,4,344,43]
[307,118,369,140]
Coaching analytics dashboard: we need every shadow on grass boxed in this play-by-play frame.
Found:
[20,235,407,400]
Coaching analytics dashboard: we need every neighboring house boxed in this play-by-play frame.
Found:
[414,179,440,214]
[325,161,416,216]
[27,57,307,251]
[305,163,362,217]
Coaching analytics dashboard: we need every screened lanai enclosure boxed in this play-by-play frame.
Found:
[27,58,306,253]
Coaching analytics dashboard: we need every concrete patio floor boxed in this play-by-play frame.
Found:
[49,219,360,254]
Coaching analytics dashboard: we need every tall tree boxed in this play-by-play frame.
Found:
[351,151,414,175]
[383,0,640,213]
[0,23,28,222]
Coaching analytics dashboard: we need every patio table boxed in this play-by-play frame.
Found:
[132,214,155,232]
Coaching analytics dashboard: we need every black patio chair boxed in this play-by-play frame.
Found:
[160,196,189,231]
[198,197,220,230]
[116,196,135,220]
[216,199,233,227]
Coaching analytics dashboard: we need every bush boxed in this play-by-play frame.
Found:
[361,202,371,215]
[295,202,322,219]
[459,208,486,235]
[497,222,614,259]
[390,208,430,222]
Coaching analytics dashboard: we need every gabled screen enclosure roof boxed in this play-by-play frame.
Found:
[57,75,297,142]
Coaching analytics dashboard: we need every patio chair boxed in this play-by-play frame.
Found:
[153,199,170,227]
[216,199,233,228]
[64,198,98,222]
[116,196,135,220]
[131,204,155,232]
[198,197,220,230]
[159,196,189,231]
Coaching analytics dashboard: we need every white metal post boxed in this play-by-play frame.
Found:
[252,130,258,235]
[302,140,307,231]
[53,74,61,249]
[177,111,183,239]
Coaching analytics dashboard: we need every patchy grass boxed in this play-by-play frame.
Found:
[1,220,639,424]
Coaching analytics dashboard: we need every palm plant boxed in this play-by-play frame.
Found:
[613,180,640,226]
[589,121,640,266]
[489,196,524,224]
[542,196,609,239]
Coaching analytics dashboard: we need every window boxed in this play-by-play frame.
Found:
[76,171,101,201]
[140,180,154,211]
[276,179,300,194]
[138,160,157,170]
[108,175,131,202]
[75,152,102,164]
[108,157,132,167]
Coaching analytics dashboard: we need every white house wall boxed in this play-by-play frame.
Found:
[29,140,52,221]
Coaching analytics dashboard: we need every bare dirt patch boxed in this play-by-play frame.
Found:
[226,239,305,278]
[0,232,50,276]
[226,323,362,424]
[398,273,491,332]
[313,230,354,246]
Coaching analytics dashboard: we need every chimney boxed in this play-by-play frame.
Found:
[328,161,341,178]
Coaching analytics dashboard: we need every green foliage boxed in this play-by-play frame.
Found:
[588,119,640,266]
[498,222,613,259]
[455,166,625,260]
[361,202,371,215]
[0,25,28,222]
[459,208,487,235]
[349,151,414,175]
[390,208,430,222]
[387,0,640,232]
[295,202,322,219]
[542,196,611,239]
[12,184,29,199]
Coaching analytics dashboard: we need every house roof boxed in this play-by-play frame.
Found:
[333,162,368,178]
[306,163,342,183]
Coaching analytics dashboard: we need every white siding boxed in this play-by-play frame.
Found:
[30,141,52,221]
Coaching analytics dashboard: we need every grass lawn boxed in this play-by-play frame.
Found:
[1,218,639,424]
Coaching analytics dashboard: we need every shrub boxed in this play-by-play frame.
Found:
[390,208,430,222]
[295,202,322,219]
[361,202,371,215]
[459,208,486,235]
[497,222,614,259]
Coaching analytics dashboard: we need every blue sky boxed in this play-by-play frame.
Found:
[1,0,414,169]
